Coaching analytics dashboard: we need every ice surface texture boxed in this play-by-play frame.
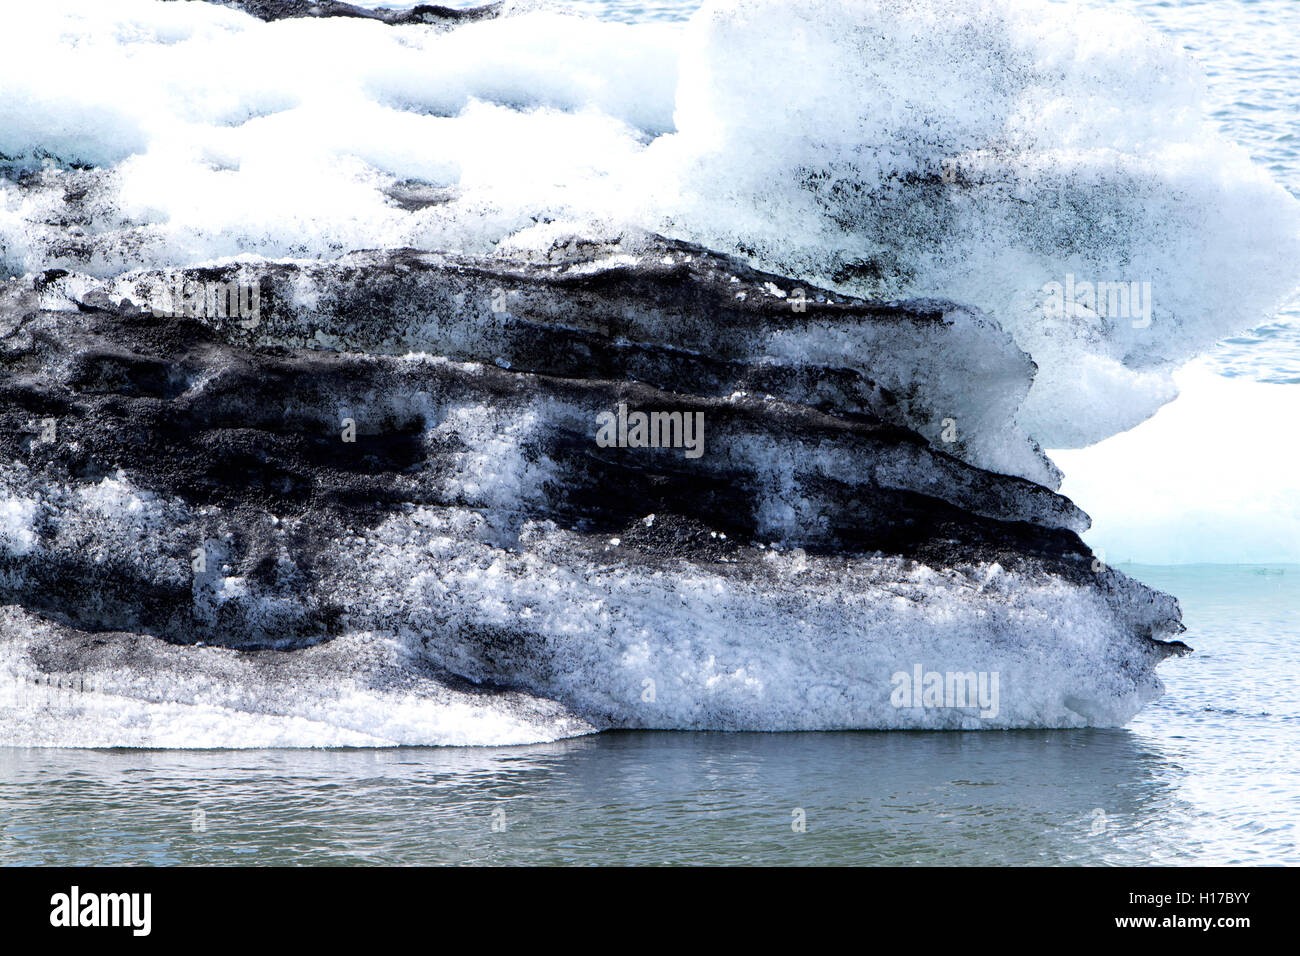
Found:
[0,240,1184,744]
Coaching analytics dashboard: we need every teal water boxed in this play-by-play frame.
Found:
[1,565,1295,866]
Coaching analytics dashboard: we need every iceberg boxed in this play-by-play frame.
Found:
[7,0,1296,744]
[0,237,1185,744]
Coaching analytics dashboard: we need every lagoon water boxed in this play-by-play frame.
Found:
[1,0,1298,865]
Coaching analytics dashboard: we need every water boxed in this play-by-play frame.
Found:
[1,0,1297,865]
[1,564,1294,866]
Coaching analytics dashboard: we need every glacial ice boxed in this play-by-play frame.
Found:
[73,235,1062,485]
[0,244,1185,745]
[5,0,1280,745]
[651,0,1300,447]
